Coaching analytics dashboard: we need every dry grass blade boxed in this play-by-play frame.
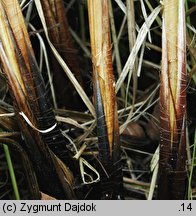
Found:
[125,0,138,119]
[0,106,18,131]
[115,5,161,93]
[158,0,187,199]
[114,0,127,14]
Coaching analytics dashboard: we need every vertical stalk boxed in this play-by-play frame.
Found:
[158,0,187,199]
[3,144,20,200]
[126,0,138,108]
[1,138,41,199]
[88,0,123,199]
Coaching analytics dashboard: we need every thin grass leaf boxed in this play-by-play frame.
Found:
[1,138,40,199]
[148,146,159,200]
[3,144,20,200]
[144,0,162,28]
[114,0,127,14]
[125,0,138,115]
[140,0,152,42]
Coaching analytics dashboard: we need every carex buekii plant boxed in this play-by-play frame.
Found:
[0,0,75,199]
[0,0,195,200]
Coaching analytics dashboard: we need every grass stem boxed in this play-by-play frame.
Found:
[3,144,20,200]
